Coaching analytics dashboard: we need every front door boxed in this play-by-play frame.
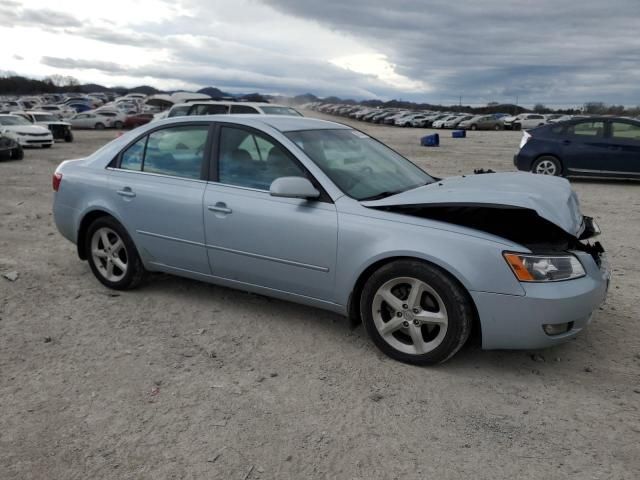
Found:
[203,125,338,301]
[109,123,212,273]
[606,121,640,176]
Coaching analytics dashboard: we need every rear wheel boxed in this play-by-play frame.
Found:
[64,131,74,142]
[86,217,145,290]
[470,124,477,131]
[494,124,502,130]
[532,156,562,176]
[95,123,105,130]
[360,260,473,365]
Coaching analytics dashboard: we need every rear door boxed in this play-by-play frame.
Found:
[203,124,338,301]
[109,123,212,273]
[561,120,609,173]
[605,120,640,176]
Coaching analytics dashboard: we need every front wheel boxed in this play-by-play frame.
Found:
[95,123,105,130]
[86,217,146,290]
[11,146,24,160]
[532,156,562,176]
[114,121,123,129]
[494,124,502,130]
[470,124,477,131]
[360,260,473,365]
[64,132,74,142]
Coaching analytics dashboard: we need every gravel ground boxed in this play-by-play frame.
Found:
[1,114,639,479]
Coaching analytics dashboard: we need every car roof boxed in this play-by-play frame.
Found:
[159,114,349,132]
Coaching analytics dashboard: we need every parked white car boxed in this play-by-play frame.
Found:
[39,104,76,120]
[69,112,113,129]
[433,115,459,129]
[504,113,547,130]
[0,114,54,147]
[10,111,73,142]
[93,109,127,128]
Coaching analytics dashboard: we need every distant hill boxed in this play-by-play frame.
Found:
[197,86,232,99]
[127,85,161,95]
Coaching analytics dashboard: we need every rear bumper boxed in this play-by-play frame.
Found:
[472,250,609,350]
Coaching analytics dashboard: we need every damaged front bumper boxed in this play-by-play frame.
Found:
[471,249,610,350]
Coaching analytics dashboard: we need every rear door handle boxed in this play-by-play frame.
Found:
[208,203,232,214]
[117,187,136,198]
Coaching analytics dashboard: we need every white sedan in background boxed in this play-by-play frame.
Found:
[0,114,53,148]
[69,112,113,130]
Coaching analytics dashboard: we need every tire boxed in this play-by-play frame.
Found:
[94,123,105,130]
[86,216,146,290]
[513,123,522,131]
[114,121,123,129]
[64,132,74,143]
[532,156,562,176]
[11,146,24,160]
[470,124,477,131]
[494,124,502,131]
[360,260,473,365]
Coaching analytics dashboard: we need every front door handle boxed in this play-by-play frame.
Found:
[117,187,136,198]
[208,203,232,214]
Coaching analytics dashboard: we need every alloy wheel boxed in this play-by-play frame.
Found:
[372,277,448,355]
[90,227,128,282]
[535,159,558,175]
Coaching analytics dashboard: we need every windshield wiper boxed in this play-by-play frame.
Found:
[359,190,405,201]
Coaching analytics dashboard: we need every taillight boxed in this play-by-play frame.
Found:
[52,172,62,192]
[519,131,531,150]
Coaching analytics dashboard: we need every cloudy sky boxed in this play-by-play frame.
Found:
[1,0,639,106]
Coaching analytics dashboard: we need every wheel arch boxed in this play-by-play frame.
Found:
[533,153,564,174]
[346,255,481,343]
[76,208,131,260]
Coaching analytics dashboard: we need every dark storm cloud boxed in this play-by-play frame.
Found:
[41,57,128,74]
[262,0,640,105]
[0,4,82,29]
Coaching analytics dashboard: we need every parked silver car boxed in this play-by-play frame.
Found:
[53,116,609,364]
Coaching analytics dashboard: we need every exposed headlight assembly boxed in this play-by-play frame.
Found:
[503,252,585,282]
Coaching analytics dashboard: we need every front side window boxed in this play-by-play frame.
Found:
[611,122,640,142]
[218,126,304,190]
[286,129,433,200]
[118,126,208,179]
[569,121,604,137]
[34,114,58,122]
[0,116,31,126]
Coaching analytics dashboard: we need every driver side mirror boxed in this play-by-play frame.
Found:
[270,176,320,199]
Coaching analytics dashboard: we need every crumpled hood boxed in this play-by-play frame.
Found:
[362,172,583,236]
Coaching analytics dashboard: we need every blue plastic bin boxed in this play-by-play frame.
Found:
[452,130,466,138]
[420,133,439,147]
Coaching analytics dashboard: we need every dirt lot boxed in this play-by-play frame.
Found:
[1,113,639,479]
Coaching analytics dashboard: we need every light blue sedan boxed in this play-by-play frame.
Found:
[53,116,609,364]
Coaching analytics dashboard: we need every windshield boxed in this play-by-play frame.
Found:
[0,116,31,126]
[34,114,58,122]
[260,106,302,116]
[285,129,433,200]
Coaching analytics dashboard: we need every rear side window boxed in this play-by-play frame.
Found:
[568,121,604,137]
[168,105,190,118]
[120,136,146,171]
[118,126,209,179]
[611,122,640,141]
[190,104,228,115]
[230,105,259,114]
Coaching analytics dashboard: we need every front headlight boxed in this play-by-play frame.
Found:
[503,252,586,282]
